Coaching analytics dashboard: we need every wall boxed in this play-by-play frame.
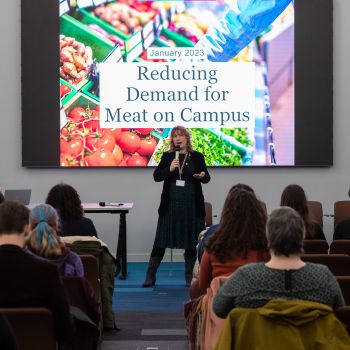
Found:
[0,0,349,261]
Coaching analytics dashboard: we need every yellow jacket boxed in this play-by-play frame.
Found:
[215,300,350,350]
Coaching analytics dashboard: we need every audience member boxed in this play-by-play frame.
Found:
[197,189,268,294]
[26,204,84,277]
[0,201,74,345]
[46,183,98,237]
[213,207,344,319]
[0,191,4,204]
[280,184,326,240]
[197,184,255,263]
[334,218,350,240]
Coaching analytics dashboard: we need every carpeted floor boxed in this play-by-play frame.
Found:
[101,262,190,349]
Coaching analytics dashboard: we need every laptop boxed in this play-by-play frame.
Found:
[4,189,32,205]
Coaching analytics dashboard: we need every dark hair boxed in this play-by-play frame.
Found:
[46,183,83,220]
[267,207,305,256]
[206,189,268,262]
[280,184,316,239]
[228,183,254,194]
[0,191,4,204]
[0,201,30,234]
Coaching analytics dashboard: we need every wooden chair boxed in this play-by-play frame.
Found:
[303,240,329,254]
[307,201,323,229]
[205,202,213,227]
[336,277,350,306]
[301,254,350,276]
[79,255,100,300]
[330,240,350,255]
[0,307,57,350]
[334,201,350,228]
[335,307,350,335]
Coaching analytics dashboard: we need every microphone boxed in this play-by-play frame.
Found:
[175,146,180,161]
[99,202,123,207]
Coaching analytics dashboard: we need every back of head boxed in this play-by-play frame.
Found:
[46,183,83,220]
[28,204,63,258]
[267,207,305,257]
[280,184,309,218]
[207,189,268,262]
[0,201,30,235]
[0,191,4,204]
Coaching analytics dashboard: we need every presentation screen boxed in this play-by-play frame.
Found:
[22,0,333,167]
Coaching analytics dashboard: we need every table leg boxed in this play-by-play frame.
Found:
[116,212,127,279]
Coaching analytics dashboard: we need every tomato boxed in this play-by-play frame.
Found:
[83,119,100,132]
[111,128,122,142]
[135,128,153,135]
[69,107,88,123]
[60,84,71,98]
[118,160,127,166]
[118,131,141,153]
[112,144,123,165]
[60,137,84,157]
[61,122,77,137]
[60,153,79,167]
[85,148,116,166]
[86,130,116,152]
[138,137,157,156]
[123,153,131,162]
[127,154,148,166]
[95,105,100,112]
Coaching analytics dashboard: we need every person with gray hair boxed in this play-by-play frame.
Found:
[26,204,84,277]
[212,207,345,319]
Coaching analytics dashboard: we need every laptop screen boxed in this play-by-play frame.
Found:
[4,189,32,205]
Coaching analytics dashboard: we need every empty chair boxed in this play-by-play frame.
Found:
[303,240,329,254]
[79,255,100,300]
[301,254,350,276]
[335,307,350,336]
[337,277,350,306]
[204,202,213,227]
[0,308,56,350]
[330,240,350,255]
[307,201,323,229]
[334,201,350,228]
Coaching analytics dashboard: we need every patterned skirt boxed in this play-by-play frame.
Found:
[154,183,205,250]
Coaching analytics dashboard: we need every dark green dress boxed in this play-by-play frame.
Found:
[154,153,206,250]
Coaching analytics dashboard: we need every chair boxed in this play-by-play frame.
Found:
[303,240,329,254]
[0,307,57,350]
[330,240,350,255]
[205,202,213,227]
[301,254,350,276]
[335,307,350,335]
[79,255,100,300]
[334,201,350,228]
[336,277,350,306]
[307,201,323,228]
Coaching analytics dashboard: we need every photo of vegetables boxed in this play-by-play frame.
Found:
[59,1,294,167]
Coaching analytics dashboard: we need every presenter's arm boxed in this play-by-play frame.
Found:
[153,152,171,182]
[195,152,211,184]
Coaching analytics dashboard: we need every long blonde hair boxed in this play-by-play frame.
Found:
[168,126,193,152]
[27,204,64,258]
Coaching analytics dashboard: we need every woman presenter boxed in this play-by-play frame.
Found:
[142,126,210,287]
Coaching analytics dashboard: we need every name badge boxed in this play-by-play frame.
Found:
[176,180,185,187]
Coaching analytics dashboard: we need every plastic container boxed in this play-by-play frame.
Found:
[60,78,77,105]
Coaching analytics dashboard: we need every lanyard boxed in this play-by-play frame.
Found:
[179,153,188,180]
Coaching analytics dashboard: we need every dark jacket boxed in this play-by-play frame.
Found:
[60,217,98,238]
[154,151,210,217]
[334,218,350,240]
[0,244,74,344]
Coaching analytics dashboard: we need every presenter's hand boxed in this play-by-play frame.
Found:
[170,159,180,172]
[193,172,205,180]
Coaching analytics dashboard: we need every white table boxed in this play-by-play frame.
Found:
[83,203,134,280]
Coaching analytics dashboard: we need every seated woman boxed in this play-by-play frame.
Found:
[26,204,84,277]
[46,183,98,237]
[197,189,269,294]
[280,184,326,240]
[213,207,345,319]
